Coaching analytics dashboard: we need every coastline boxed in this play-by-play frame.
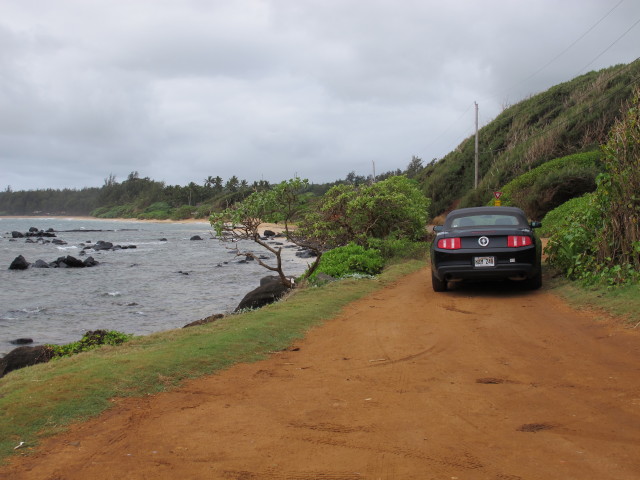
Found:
[0,216,289,233]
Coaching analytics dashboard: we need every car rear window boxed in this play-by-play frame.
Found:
[449,214,522,228]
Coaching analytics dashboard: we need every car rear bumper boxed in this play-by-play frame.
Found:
[432,262,539,282]
[431,245,540,282]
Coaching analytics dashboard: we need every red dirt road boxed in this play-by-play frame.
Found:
[3,269,640,479]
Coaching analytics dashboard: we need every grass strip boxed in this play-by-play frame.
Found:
[0,260,425,462]
[546,275,640,326]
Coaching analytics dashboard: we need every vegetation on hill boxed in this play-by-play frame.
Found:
[418,59,640,218]
[544,88,640,285]
[496,150,602,218]
[211,176,429,285]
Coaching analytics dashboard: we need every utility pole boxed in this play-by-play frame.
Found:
[474,101,479,189]
[372,160,376,183]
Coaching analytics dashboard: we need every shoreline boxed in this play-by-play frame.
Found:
[0,216,289,234]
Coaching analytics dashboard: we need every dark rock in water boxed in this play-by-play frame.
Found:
[62,255,85,268]
[260,275,281,286]
[33,259,50,268]
[183,313,224,328]
[10,338,34,345]
[9,255,29,270]
[295,249,318,259]
[190,235,203,241]
[159,238,167,242]
[93,240,113,251]
[49,255,95,268]
[83,256,98,267]
[0,345,53,378]
[11,231,24,238]
[29,227,39,233]
[235,279,290,312]
[25,238,36,244]
[52,238,67,245]
[263,229,276,237]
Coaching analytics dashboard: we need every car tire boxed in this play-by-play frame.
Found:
[432,271,448,292]
[523,269,542,290]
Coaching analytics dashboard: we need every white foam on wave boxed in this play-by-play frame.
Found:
[10,307,45,314]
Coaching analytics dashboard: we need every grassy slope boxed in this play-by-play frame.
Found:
[546,275,640,326]
[419,59,640,216]
[0,261,424,463]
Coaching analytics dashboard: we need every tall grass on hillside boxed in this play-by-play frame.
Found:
[545,88,640,285]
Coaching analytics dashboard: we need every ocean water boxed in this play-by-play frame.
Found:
[0,218,310,356]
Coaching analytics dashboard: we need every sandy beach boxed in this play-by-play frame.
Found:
[0,216,290,234]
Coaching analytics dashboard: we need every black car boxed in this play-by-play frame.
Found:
[430,206,542,292]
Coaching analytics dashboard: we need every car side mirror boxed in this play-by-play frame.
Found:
[530,221,542,229]
[433,225,443,233]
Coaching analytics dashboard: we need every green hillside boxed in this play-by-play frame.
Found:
[419,59,640,218]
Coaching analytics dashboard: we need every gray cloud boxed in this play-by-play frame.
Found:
[1,0,638,190]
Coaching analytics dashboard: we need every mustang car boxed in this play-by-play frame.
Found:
[430,206,542,292]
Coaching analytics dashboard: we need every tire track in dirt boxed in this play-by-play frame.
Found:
[2,268,640,479]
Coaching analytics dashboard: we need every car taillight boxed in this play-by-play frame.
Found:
[438,237,461,249]
[507,235,533,247]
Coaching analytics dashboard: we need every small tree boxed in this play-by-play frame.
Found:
[210,178,322,287]
[298,176,430,249]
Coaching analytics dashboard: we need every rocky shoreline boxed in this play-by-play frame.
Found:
[2,223,317,378]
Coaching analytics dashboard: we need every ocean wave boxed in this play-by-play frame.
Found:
[9,307,46,314]
[102,292,122,297]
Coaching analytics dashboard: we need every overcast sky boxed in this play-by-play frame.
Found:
[1,0,639,191]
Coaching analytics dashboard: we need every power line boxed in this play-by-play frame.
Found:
[578,15,640,74]
[499,0,625,99]
[423,2,637,164]
[478,61,640,158]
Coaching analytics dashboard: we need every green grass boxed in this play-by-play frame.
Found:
[0,260,424,463]
[546,274,640,326]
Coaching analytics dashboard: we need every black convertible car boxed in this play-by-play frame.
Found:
[430,206,542,292]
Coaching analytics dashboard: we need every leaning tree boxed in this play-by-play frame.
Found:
[209,178,322,288]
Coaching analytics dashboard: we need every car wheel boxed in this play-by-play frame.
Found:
[523,269,542,290]
[431,271,448,292]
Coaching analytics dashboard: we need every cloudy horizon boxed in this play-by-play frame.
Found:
[1,0,639,191]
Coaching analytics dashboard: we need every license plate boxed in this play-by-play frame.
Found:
[474,256,495,267]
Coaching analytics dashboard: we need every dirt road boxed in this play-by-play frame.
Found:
[3,269,640,479]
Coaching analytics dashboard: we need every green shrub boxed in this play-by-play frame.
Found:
[91,204,136,218]
[308,243,384,280]
[499,151,601,219]
[366,237,428,260]
[540,194,592,237]
[170,205,194,220]
[194,204,214,218]
[144,201,171,213]
[47,330,134,358]
[544,193,600,279]
[544,192,640,286]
